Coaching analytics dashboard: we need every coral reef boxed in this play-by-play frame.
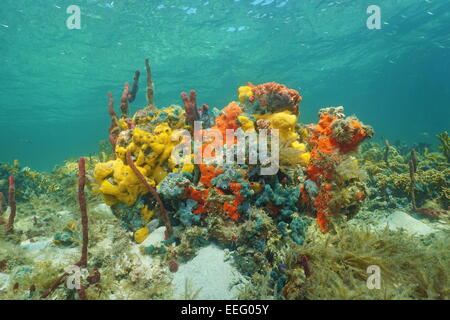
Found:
[1,59,448,301]
[0,162,49,200]
[300,106,373,232]
[89,61,376,286]
[436,131,450,162]
[361,139,449,213]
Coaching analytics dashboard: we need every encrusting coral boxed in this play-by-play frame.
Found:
[300,106,374,231]
[360,135,449,214]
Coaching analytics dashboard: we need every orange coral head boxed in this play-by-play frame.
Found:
[185,187,209,214]
[198,164,223,188]
[223,201,240,221]
[336,119,370,153]
[315,113,337,137]
[212,101,243,144]
[305,109,373,232]
[316,210,329,232]
[251,82,302,113]
[229,182,244,202]
[323,113,373,154]
[307,113,341,182]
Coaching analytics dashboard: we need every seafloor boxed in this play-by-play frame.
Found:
[0,69,449,300]
[0,141,449,300]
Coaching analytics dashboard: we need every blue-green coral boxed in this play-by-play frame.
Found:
[158,173,191,200]
[255,183,300,217]
[177,199,201,227]
[211,165,242,190]
[289,216,309,245]
[277,218,309,245]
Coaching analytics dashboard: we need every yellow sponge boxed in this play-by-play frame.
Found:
[134,226,150,244]
[238,86,254,103]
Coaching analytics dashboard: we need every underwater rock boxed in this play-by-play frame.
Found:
[140,226,166,248]
[93,203,113,217]
[94,66,316,236]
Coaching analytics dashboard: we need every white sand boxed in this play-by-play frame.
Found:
[0,273,10,291]
[20,238,53,252]
[377,211,436,235]
[137,226,245,299]
[20,237,79,266]
[172,244,245,300]
[93,204,113,217]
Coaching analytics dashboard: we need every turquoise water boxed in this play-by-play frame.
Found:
[1,0,449,171]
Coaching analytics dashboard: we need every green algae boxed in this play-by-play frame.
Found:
[238,224,449,300]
